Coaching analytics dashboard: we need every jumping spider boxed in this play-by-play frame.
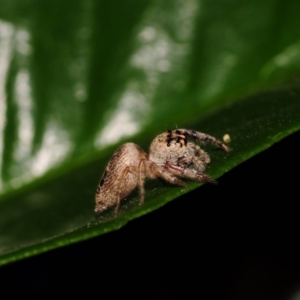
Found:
[95,129,230,213]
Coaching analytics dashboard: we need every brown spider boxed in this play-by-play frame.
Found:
[95,129,230,213]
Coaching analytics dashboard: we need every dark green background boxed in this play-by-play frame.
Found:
[0,4,300,296]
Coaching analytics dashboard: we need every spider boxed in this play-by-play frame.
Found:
[95,129,230,213]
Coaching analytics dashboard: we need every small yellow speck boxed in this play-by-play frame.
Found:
[223,134,231,143]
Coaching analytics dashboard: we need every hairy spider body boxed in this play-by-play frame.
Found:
[95,129,230,213]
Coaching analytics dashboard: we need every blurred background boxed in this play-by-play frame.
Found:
[1,0,300,298]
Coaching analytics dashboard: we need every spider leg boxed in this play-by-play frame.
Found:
[114,165,140,213]
[149,162,187,188]
[176,129,230,152]
[137,160,148,205]
[165,161,216,185]
[114,166,131,213]
[190,156,207,173]
[195,146,210,164]
[176,147,208,173]
[183,167,217,184]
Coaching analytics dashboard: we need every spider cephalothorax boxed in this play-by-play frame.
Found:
[95,129,230,213]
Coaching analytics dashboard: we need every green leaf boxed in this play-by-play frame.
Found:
[1,0,300,266]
